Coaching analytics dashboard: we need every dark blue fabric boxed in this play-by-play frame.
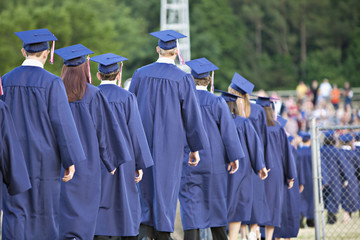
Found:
[338,148,360,212]
[129,62,209,232]
[95,84,153,237]
[297,146,314,219]
[321,145,342,213]
[274,145,300,238]
[59,84,132,239]
[179,90,244,230]
[227,116,265,222]
[244,103,272,225]
[0,100,31,210]
[1,66,86,240]
[263,123,297,227]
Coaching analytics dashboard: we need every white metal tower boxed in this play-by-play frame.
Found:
[160,0,191,62]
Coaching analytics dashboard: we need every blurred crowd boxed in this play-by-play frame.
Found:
[256,78,359,137]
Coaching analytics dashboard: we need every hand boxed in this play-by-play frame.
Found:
[135,169,143,183]
[188,151,200,166]
[110,168,117,175]
[62,164,75,182]
[288,179,294,189]
[228,160,239,174]
[343,181,349,188]
[299,184,304,193]
[258,167,268,180]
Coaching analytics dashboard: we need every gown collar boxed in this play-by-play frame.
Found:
[342,145,352,150]
[196,85,208,91]
[156,57,175,65]
[100,80,117,85]
[22,59,44,68]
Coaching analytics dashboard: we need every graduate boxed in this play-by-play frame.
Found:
[218,91,267,240]
[1,29,86,239]
[338,134,360,223]
[320,131,342,224]
[297,132,314,227]
[129,30,209,240]
[228,73,271,240]
[55,45,132,239]
[178,58,244,240]
[0,99,32,210]
[256,96,296,240]
[90,53,154,240]
[273,118,301,240]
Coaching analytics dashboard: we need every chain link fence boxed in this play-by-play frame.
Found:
[311,119,360,240]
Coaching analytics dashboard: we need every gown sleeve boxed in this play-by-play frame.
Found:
[0,102,31,195]
[89,91,132,171]
[244,119,266,173]
[215,98,245,162]
[282,128,297,181]
[125,93,154,170]
[259,108,273,170]
[178,74,209,152]
[48,78,86,169]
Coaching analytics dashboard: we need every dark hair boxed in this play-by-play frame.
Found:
[99,70,120,81]
[263,106,276,127]
[226,101,239,118]
[323,137,335,146]
[194,76,211,86]
[61,62,89,102]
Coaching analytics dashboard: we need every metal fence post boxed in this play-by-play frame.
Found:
[311,118,321,240]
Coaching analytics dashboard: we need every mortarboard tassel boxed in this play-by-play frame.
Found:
[210,71,215,93]
[239,98,246,117]
[49,41,55,64]
[87,55,92,84]
[118,62,123,87]
[0,74,3,96]
[176,39,185,65]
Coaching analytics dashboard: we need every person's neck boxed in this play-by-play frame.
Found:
[159,54,177,61]
[27,57,45,65]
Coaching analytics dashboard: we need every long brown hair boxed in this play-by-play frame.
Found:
[226,101,239,118]
[61,63,89,102]
[228,86,251,118]
[263,106,276,127]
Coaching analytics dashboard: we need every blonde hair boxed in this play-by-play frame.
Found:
[228,86,251,118]
[159,47,177,57]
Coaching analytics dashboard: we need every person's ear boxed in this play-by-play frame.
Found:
[115,71,121,80]
[96,72,101,81]
[21,48,27,58]
[43,50,50,59]
[175,48,179,56]
[156,46,160,54]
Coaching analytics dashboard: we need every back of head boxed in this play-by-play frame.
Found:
[228,86,251,118]
[61,63,89,102]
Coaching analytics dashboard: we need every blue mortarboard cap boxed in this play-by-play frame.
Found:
[339,134,353,143]
[277,115,288,128]
[215,89,239,102]
[15,29,57,53]
[150,30,186,50]
[230,72,254,95]
[55,44,94,66]
[323,130,334,138]
[186,58,219,79]
[288,135,294,143]
[354,132,360,141]
[90,53,128,74]
[298,131,311,142]
[256,96,272,107]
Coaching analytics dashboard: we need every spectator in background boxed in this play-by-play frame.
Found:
[343,81,353,107]
[310,80,319,106]
[319,78,332,102]
[296,81,308,103]
[330,84,341,110]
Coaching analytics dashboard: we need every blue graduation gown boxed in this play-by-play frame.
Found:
[129,62,209,232]
[227,116,265,223]
[1,65,86,240]
[59,84,132,239]
[179,90,245,230]
[274,145,300,238]
[245,103,272,225]
[263,123,297,227]
[321,145,342,214]
[338,147,360,212]
[0,100,31,210]
[297,146,314,219]
[95,84,154,237]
